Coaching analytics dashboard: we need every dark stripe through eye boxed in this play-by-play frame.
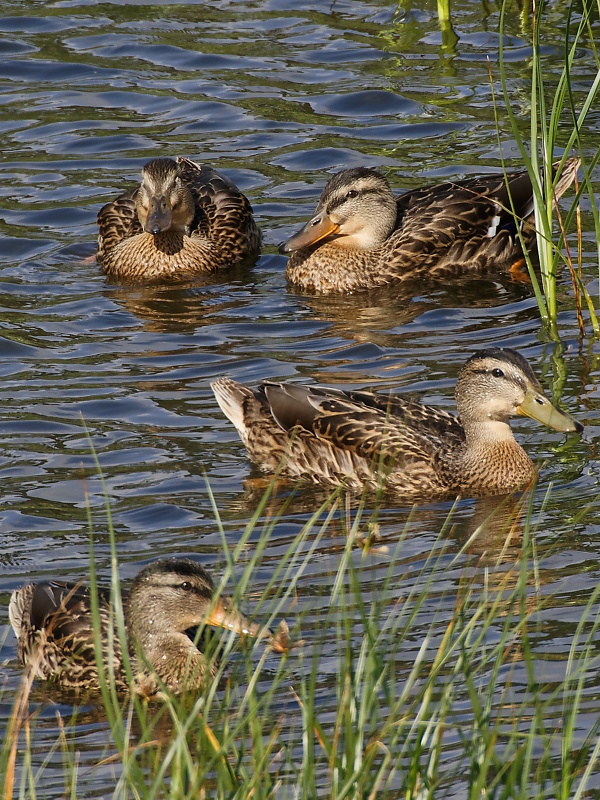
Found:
[329,186,378,212]
[470,367,507,379]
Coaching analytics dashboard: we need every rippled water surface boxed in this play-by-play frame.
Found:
[1,0,600,796]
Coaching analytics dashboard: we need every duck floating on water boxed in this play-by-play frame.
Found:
[9,557,286,695]
[281,159,580,293]
[212,348,582,499]
[97,157,261,283]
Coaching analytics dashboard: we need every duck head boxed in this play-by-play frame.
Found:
[279,167,398,254]
[135,159,196,235]
[455,348,582,441]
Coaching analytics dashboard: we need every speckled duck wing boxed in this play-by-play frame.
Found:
[9,580,125,687]
[96,188,141,265]
[177,157,262,264]
[388,157,579,278]
[264,383,466,465]
[212,378,465,491]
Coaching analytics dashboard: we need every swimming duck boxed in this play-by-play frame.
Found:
[280,159,580,293]
[9,557,285,695]
[97,157,262,283]
[211,348,582,498]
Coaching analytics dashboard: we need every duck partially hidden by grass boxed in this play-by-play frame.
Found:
[212,349,582,499]
[281,159,580,293]
[97,157,262,283]
[9,557,287,695]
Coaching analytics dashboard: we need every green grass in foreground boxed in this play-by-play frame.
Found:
[3,482,600,800]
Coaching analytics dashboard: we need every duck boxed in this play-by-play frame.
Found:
[97,157,262,283]
[211,348,582,499]
[280,159,580,293]
[9,557,286,695]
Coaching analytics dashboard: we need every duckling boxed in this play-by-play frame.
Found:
[212,348,582,498]
[281,159,580,292]
[9,557,284,695]
[97,157,262,283]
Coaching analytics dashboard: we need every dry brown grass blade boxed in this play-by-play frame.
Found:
[554,162,585,337]
[3,666,38,800]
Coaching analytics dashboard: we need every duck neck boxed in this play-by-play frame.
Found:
[125,600,209,692]
[461,416,518,449]
[450,416,534,493]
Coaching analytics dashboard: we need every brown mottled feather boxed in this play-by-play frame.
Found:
[96,191,140,259]
[97,157,261,283]
[283,159,580,293]
[212,348,582,499]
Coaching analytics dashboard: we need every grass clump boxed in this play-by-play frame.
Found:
[498,0,600,339]
[3,483,600,799]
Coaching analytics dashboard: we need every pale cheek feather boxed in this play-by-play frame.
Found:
[335,230,378,250]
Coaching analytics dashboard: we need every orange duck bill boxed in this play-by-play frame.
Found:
[204,593,289,653]
[279,212,340,254]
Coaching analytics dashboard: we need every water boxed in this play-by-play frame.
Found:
[0,0,599,795]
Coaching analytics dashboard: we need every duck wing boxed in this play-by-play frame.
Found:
[177,157,261,263]
[10,579,122,684]
[96,188,141,264]
[28,581,109,641]
[389,158,579,276]
[396,168,536,231]
[262,383,465,469]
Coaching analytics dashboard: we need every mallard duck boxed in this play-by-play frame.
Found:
[9,557,285,695]
[211,348,582,498]
[280,159,580,293]
[97,157,262,283]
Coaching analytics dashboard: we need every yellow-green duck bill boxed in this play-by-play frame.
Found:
[211,348,582,499]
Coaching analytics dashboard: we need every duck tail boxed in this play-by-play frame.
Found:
[211,378,254,440]
[9,585,34,639]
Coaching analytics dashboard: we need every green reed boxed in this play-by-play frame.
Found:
[498,0,600,340]
[4,475,600,799]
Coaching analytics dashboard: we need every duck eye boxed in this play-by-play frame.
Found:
[491,368,504,378]
[346,189,358,199]
[179,581,193,592]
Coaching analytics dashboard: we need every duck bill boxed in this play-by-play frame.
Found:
[203,593,276,644]
[279,213,339,254]
[144,196,172,235]
[204,594,289,653]
[516,387,582,433]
